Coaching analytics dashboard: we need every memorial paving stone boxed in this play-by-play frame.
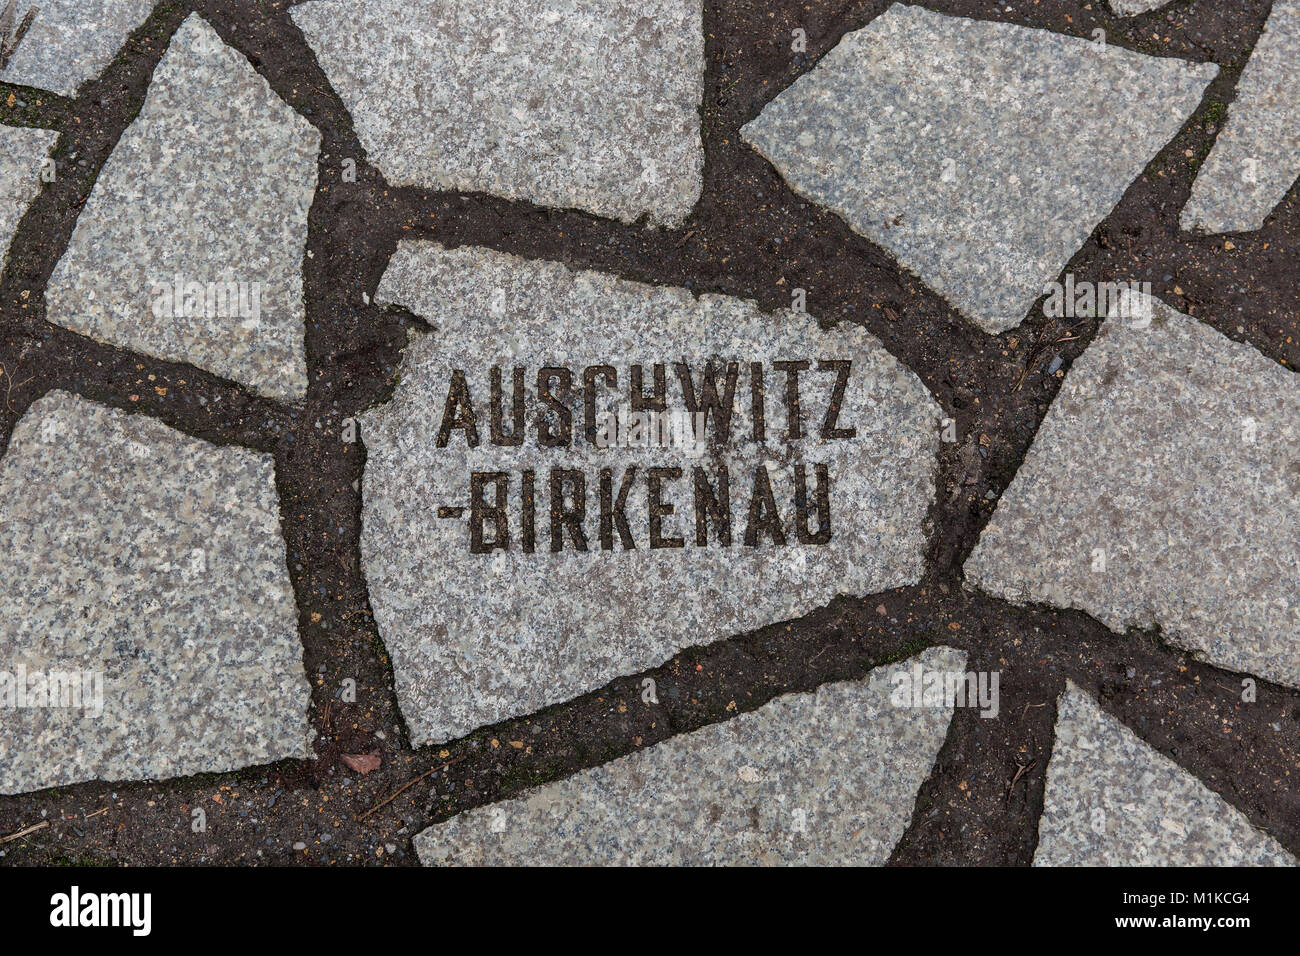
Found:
[1180,0,1300,234]
[293,0,703,226]
[44,15,318,403]
[0,0,155,97]
[0,123,55,264]
[1035,683,1295,866]
[2,0,1294,874]
[414,646,965,865]
[0,391,311,795]
[966,292,1300,689]
[361,242,943,745]
[741,3,1216,334]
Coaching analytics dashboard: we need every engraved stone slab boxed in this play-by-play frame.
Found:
[415,646,965,865]
[0,391,311,795]
[1035,683,1295,866]
[362,242,942,745]
[742,3,1216,333]
[0,0,155,97]
[966,292,1300,689]
[44,15,318,402]
[292,0,703,225]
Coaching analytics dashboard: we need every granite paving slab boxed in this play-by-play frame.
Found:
[1108,0,1172,16]
[44,14,318,403]
[966,291,1300,688]
[0,0,154,97]
[1035,683,1295,866]
[1180,0,1300,234]
[742,3,1216,334]
[415,646,965,865]
[362,241,942,745]
[292,0,703,226]
[0,391,311,795]
[0,122,55,265]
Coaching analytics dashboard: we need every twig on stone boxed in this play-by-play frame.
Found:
[0,2,39,71]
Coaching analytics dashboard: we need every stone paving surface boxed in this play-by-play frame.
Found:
[415,646,963,865]
[293,0,703,226]
[0,0,154,97]
[44,15,317,402]
[1180,0,1300,234]
[363,242,941,745]
[742,4,1215,333]
[1108,0,1171,16]
[0,391,311,795]
[0,0,1297,870]
[0,123,54,264]
[966,292,1300,689]
[1035,683,1295,866]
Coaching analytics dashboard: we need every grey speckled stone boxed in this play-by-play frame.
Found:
[966,292,1300,688]
[416,646,964,865]
[742,4,1215,334]
[293,0,702,226]
[45,15,318,402]
[1035,683,1295,866]
[1108,0,1171,16]
[0,0,154,97]
[1181,0,1300,233]
[363,242,941,745]
[0,391,311,795]
[0,123,56,264]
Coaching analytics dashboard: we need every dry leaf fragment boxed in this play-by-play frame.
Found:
[340,750,382,775]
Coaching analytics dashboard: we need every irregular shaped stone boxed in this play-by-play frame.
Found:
[363,242,941,745]
[0,0,154,97]
[1035,683,1294,866]
[0,391,311,795]
[416,646,964,865]
[1108,0,1172,16]
[0,123,56,264]
[742,4,1216,333]
[45,15,318,402]
[966,292,1300,688]
[292,0,702,226]
[1181,0,1300,233]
